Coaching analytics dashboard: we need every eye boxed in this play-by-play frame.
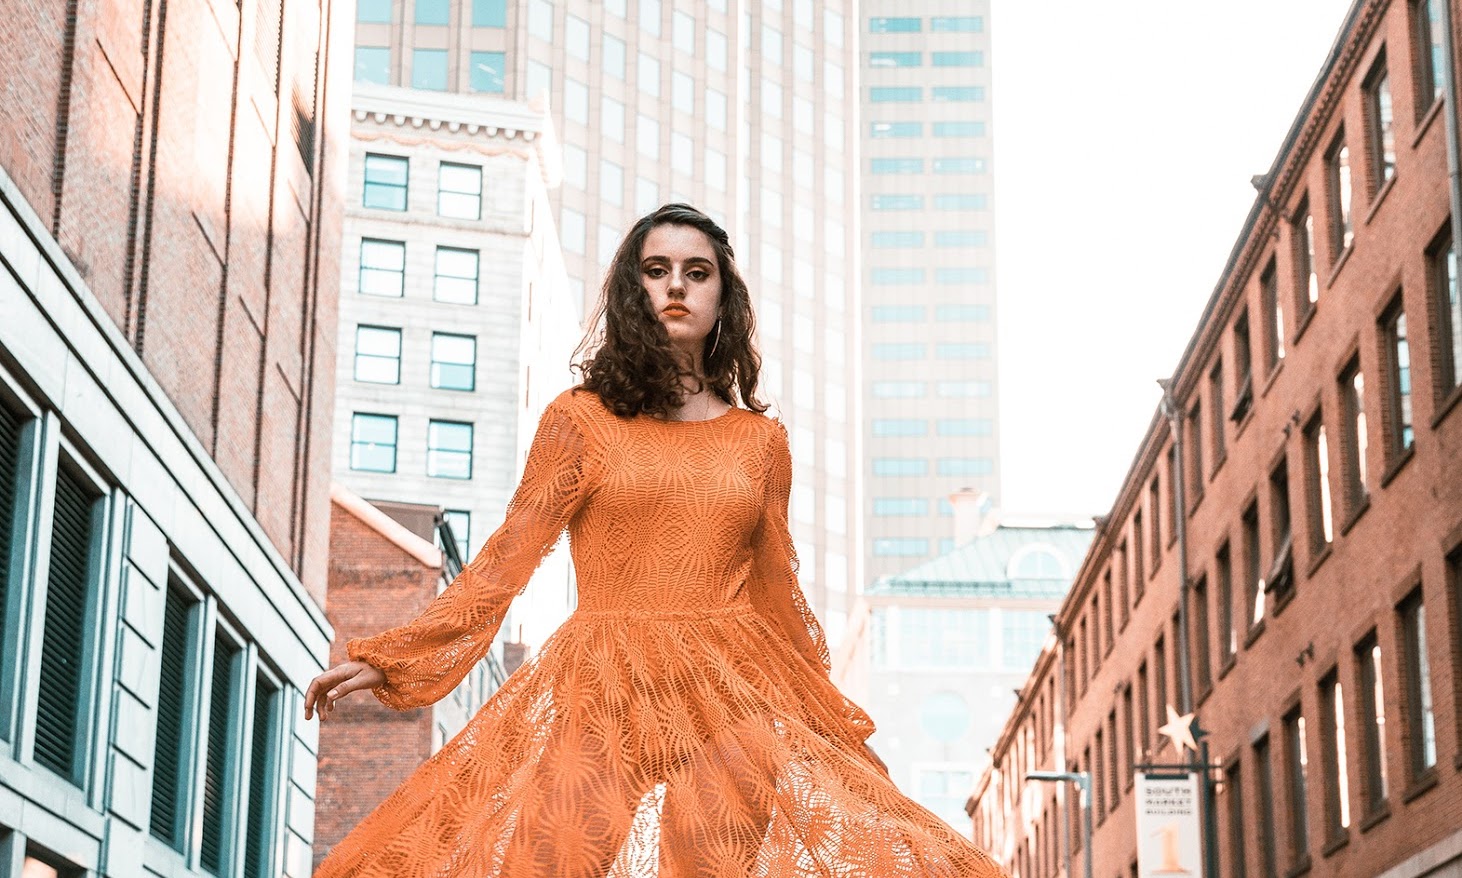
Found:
[644,266,667,278]
[688,269,710,282]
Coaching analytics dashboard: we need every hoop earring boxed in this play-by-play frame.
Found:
[707,318,722,358]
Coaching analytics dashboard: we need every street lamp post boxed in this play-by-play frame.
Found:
[1026,771,1092,878]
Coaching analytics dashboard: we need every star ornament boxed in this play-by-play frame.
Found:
[1158,705,1199,756]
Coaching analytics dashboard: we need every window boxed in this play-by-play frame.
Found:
[936,419,992,436]
[354,46,390,84]
[1430,230,1460,394]
[430,333,476,391]
[871,231,924,248]
[1216,543,1236,664]
[358,239,405,296]
[869,51,921,67]
[638,0,659,35]
[872,381,926,398]
[433,247,479,304]
[1261,259,1284,371]
[932,86,984,102]
[936,380,991,398]
[1255,734,1279,878]
[934,158,987,175]
[1132,510,1145,601]
[637,114,659,159]
[871,268,925,284]
[706,28,727,71]
[1319,669,1351,840]
[243,674,281,878]
[1326,133,1354,256]
[1209,359,1226,466]
[1380,297,1414,459]
[1193,575,1211,692]
[0,404,21,729]
[438,163,482,218]
[935,342,988,359]
[472,0,504,26]
[935,193,989,211]
[638,52,660,97]
[872,419,927,437]
[1399,589,1437,778]
[1154,634,1168,726]
[1242,501,1263,629]
[935,231,988,248]
[564,78,588,124]
[673,10,694,53]
[762,24,782,63]
[1231,310,1254,423]
[427,420,474,479]
[1116,541,1130,628]
[1416,0,1445,110]
[873,498,929,516]
[672,71,694,114]
[442,509,471,558]
[464,51,505,93]
[871,158,924,174]
[869,16,920,32]
[200,634,241,873]
[1339,358,1369,510]
[1282,708,1310,868]
[870,121,923,138]
[1188,402,1204,504]
[1149,476,1162,569]
[351,413,397,472]
[415,0,448,24]
[873,458,928,476]
[354,326,401,384]
[526,0,552,39]
[871,195,924,211]
[601,97,625,142]
[1294,197,1320,313]
[1095,727,1106,820]
[934,121,986,137]
[363,154,408,210]
[931,15,983,31]
[1268,458,1294,605]
[1137,662,1150,758]
[358,0,391,22]
[1226,759,1248,878]
[937,458,992,477]
[872,342,925,360]
[1303,414,1334,555]
[873,538,929,557]
[151,586,194,849]
[1364,57,1396,189]
[1355,632,1389,812]
[871,305,926,321]
[603,33,626,78]
[870,86,922,102]
[411,49,448,90]
[932,51,983,66]
[936,304,990,321]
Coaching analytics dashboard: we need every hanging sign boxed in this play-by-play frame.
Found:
[1135,772,1202,877]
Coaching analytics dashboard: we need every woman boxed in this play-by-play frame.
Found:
[308,204,1005,877]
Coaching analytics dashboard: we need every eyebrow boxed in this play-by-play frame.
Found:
[641,255,716,268]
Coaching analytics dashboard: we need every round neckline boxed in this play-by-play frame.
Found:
[644,404,741,425]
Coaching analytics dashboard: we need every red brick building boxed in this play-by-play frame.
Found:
[968,1,1462,876]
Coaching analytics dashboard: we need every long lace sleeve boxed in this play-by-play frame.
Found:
[746,420,832,675]
[346,395,591,710]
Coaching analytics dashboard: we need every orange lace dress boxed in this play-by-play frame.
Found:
[314,387,1005,877]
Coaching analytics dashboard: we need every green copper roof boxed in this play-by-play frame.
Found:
[869,524,1096,598]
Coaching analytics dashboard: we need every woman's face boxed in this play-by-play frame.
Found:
[639,223,723,361]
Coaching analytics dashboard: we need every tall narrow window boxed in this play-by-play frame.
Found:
[1209,359,1226,466]
[1217,543,1236,663]
[427,420,474,479]
[1319,669,1351,841]
[35,463,100,785]
[1356,633,1389,812]
[1122,684,1135,786]
[1294,198,1320,313]
[1430,230,1461,394]
[1117,541,1130,627]
[1149,476,1162,568]
[354,325,401,384]
[0,403,21,667]
[1303,413,1334,556]
[1137,662,1151,759]
[1154,635,1168,728]
[1415,0,1444,110]
[358,239,405,297]
[1226,759,1248,878]
[1133,511,1146,601]
[363,153,408,210]
[1108,710,1121,808]
[1365,59,1396,189]
[1232,311,1254,423]
[1188,403,1204,504]
[1283,708,1310,868]
[1103,571,1115,654]
[433,247,479,304]
[1094,728,1106,820]
[1242,502,1264,629]
[243,676,280,878]
[1193,575,1212,692]
[1327,134,1354,256]
[1255,734,1279,878]
[1380,297,1414,458]
[1400,590,1437,778]
[350,413,397,473]
[430,333,477,391]
[1078,617,1088,695]
[1262,260,1285,370]
[1340,358,1369,510]
[151,585,195,849]
[437,162,483,219]
[1268,459,1294,604]
[201,636,241,875]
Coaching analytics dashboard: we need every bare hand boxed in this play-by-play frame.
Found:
[304,660,386,721]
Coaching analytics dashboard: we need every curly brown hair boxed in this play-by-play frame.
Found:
[572,203,768,418]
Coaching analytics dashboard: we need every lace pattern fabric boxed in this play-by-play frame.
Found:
[320,387,1006,877]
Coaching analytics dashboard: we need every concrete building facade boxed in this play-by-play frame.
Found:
[859,3,1001,583]
[333,83,582,652]
[344,0,867,647]
[968,2,1462,876]
[0,0,351,872]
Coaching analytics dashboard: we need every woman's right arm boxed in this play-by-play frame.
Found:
[306,393,592,717]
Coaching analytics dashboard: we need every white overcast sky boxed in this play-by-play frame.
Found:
[991,0,1358,517]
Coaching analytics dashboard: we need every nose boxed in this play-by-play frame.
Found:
[667,267,686,296]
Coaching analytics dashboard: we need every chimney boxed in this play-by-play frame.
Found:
[948,488,997,548]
